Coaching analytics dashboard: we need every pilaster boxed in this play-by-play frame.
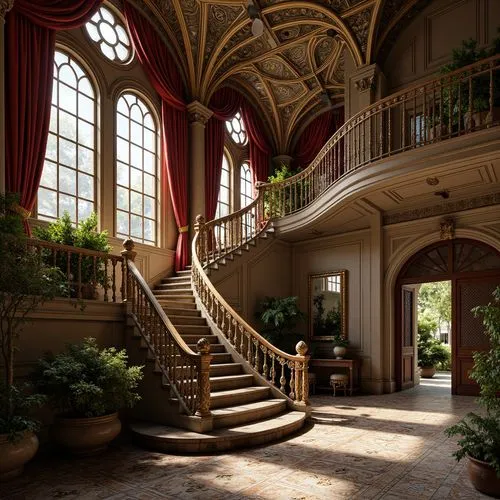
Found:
[0,0,14,194]
[345,64,387,119]
[187,101,213,239]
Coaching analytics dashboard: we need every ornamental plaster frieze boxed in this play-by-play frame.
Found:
[383,193,500,226]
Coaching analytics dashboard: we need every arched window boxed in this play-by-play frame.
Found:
[115,93,159,245]
[215,154,231,218]
[38,50,97,223]
[240,162,253,209]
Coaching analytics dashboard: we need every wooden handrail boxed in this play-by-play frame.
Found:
[192,215,310,406]
[28,238,124,302]
[122,240,211,417]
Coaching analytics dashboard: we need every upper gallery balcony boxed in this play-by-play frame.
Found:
[256,55,500,239]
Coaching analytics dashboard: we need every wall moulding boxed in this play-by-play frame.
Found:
[383,192,500,225]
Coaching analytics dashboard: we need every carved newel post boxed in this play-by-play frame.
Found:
[121,238,136,302]
[196,337,212,418]
[194,214,206,265]
[295,340,310,405]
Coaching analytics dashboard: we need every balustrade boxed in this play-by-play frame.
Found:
[258,54,500,218]
[192,216,310,407]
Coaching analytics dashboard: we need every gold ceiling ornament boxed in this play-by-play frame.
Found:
[141,0,427,152]
[0,0,14,19]
[440,217,455,240]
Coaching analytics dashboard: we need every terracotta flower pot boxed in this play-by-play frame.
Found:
[467,455,500,498]
[419,366,436,378]
[51,412,121,456]
[0,431,39,481]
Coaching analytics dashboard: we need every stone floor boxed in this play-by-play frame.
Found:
[0,373,491,499]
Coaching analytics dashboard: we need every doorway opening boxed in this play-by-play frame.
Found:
[416,281,451,389]
[395,238,500,395]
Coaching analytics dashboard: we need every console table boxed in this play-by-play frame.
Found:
[310,358,361,396]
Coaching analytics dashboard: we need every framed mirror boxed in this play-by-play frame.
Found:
[308,270,348,341]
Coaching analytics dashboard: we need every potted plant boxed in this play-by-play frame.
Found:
[445,286,500,497]
[440,33,500,131]
[417,318,450,378]
[0,194,66,480]
[33,212,111,299]
[258,296,306,353]
[34,337,143,455]
[331,332,349,359]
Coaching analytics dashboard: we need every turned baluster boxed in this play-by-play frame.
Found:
[261,346,268,379]
[288,361,295,400]
[279,360,286,392]
[269,352,276,385]
[253,339,259,371]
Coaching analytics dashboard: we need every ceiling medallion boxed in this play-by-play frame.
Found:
[426,177,439,186]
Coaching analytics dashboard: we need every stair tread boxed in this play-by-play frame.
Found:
[211,399,286,418]
[129,411,305,441]
[210,386,269,398]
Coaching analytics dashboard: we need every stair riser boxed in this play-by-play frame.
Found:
[188,344,226,353]
[210,388,270,409]
[153,291,194,297]
[163,308,200,316]
[209,364,243,376]
[210,354,233,364]
[168,316,206,326]
[176,326,211,335]
[156,285,192,291]
[210,376,254,392]
[213,402,286,429]
[181,334,218,344]
[161,303,197,310]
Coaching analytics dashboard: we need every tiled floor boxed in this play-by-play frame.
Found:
[0,373,491,499]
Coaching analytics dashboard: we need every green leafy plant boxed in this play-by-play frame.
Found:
[445,286,500,477]
[331,332,349,348]
[417,317,450,368]
[0,193,66,441]
[34,338,143,418]
[313,293,342,337]
[34,212,111,296]
[258,296,305,352]
[439,33,500,128]
[264,164,308,216]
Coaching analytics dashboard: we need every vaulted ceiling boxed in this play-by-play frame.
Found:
[136,0,428,152]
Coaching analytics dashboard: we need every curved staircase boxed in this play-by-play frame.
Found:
[128,267,306,453]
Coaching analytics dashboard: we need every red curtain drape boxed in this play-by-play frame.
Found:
[5,0,102,232]
[293,107,344,169]
[205,88,243,220]
[124,3,189,272]
[240,103,271,186]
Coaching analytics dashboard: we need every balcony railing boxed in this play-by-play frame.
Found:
[258,54,500,218]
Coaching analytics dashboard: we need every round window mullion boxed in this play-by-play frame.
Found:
[226,111,247,146]
[85,5,132,64]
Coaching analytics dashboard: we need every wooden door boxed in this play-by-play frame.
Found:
[401,286,416,390]
[453,277,498,395]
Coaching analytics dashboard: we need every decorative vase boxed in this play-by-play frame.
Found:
[420,366,436,378]
[333,346,347,359]
[467,455,500,498]
[0,431,39,481]
[51,412,121,456]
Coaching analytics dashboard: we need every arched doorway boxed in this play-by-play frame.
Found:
[395,238,500,395]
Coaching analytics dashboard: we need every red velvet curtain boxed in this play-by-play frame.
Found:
[240,103,271,186]
[294,107,344,169]
[124,3,189,271]
[205,88,243,220]
[5,0,102,232]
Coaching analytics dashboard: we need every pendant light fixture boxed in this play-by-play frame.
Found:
[248,2,264,37]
